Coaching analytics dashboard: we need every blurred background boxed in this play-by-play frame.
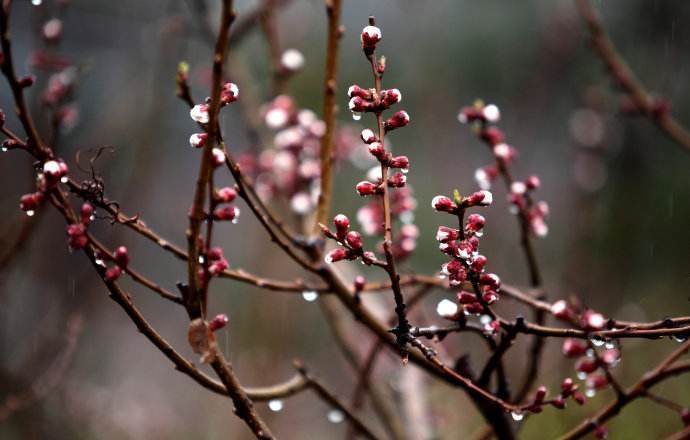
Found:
[1,0,689,438]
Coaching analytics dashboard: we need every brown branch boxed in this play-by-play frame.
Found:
[574,0,690,153]
[313,0,343,234]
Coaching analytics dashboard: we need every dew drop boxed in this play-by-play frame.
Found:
[231,218,239,224]
[511,411,524,421]
[479,314,492,325]
[438,274,447,279]
[302,290,318,302]
[1,147,7,152]
[268,399,283,412]
[672,334,688,343]
[351,112,362,121]
[585,388,596,398]
[586,348,595,358]
[604,341,615,350]
[26,210,35,217]
[95,258,105,267]
[475,230,484,238]
[90,214,96,221]
[31,0,42,5]
[401,168,409,174]
[198,256,205,264]
[327,409,344,424]
[60,176,68,183]
[577,371,587,380]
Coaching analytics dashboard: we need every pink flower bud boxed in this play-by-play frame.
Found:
[67,223,86,238]
[220,82,239,104]
[562,338,587,357]
[356,181,380,196]
[573,392,586,405]
[20,192,43,214]
[466,213,485,233]
[526,175,541,190]
[681,408,690,426]
[457,106,481,124]
[215,187,237,203]
[43,160,62,180]
[586,374,608,390]
[354,275,366,292]
[114,246,129,267]
[207,247,224,260]
[324,248,349,264]
[480,273,501,290]
[561,377,575,393]
[575,358,598,374]
[481,127,504,145]
[474,166,499,190]
[208,258,229,276]
[510,181,527,195]
[387,172,406,188]
[213,206,240,222]
[360,128,377,144]
[457,291,477,304]
[601,349,620,365]
[456,241,474,259]
[361,25,382,50]
[381,88,402,107]
[470,255,487,273]
[105,265,122,282]
[594,425,608,440]
[493,143,517,162]
[466,190,493,206]
[18,75,35,88]
[209,313,229,331]
[582,309,607,330]
[482,104,500,123]
[190,104,209,124]
[348,96,370,113]
[347,84,373,100]
[483,290,499,304]
[333,214,350,237]
[442,259,464,275]
[551,300,574,321]
[534,385,547,403]
[464,302,484,315]
[431,195,455,212]
[189,133,207,148]
[345,231,363,249]
[80,203,94,224]
[551,397,566,409]
[436,226,459,243]
[384,111,410,131]
[42,18,63,41]
[367,141,385,158]
[211,148,225,167]
[389,155,409,171]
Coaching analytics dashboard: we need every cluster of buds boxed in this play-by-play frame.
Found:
[562,337,621,398]
[432,190,501,325]
[189,81,240,125]
[518,378,588,418]
[321,214,379,266]
[551,299,608,331]
[19,159,69,216]
[458,101,549,237]
[211,186,240,223]
[103,246,130,282]
[348,88,409,130]
[199,246,230,284]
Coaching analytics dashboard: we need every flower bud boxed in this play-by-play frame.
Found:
[480,273,501,290]
[431,195,455,212]
[43,160,63,180]
[387,172,406,188]
[18,75,35,88]
[221,82,239,104]
[457,291,477,304]
[582,309,606,330]
[526,175,541,190]
[114,246,129,267]
[483,290,499,304]
[209,313,229,331]
[681,408,690,426]
[213,206,240,222]
[475,165,499,190]
[190,104,209,124]
[80,203,94,224]
[442,259,464,275]
[189,133,207,149]
[481,127,504,145]
[389,155,409,170]
[551,300,574,321]
[348,84,373,100]
[354,275,366,292]
[456,240,474,259]
[20,192,43,214]
[510,181,527,195]
[436,226,459,243]
[572,392,586,405]
[208,257,229,276]
[586,374,608,390]
[466,213,485,233]
[381,88,401,107]
[348,96,370,113]
[594,425,608,440]
[215,187,237,203]
[470,255,487,273]
[356,181,380,196]
[333,214,350,237]
[211,148,225,167]
[457,106,481,124]
[534,386,547,403]
[575,358,598,374]
[105,265,122,282]
[561,377,575,394]
[562,338,587,357]
[482,104,500,123]
[551,397,566,409]
[384,111,410,131]
[466,190,493,206]
[324,248,349,264]
[361,25,382,50]
[367,141,385,158]
[360,128,377,144]
[345,231,363,249]
[207,247,224,261]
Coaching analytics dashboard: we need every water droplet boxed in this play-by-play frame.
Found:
[604,341,615,350]
[475,230,484,238]
[438,274,446,279]
[231,218,238,224]
[590,336,606,347]
[90,214,95,221]
[60,176,68,183]
[351,112,362,121]
[327,409,344,424]
[511,411,524,421]
[585,388,596,398]
[302,290,318,302]
[586,348,595,358]
[672,334,688,343]
[1,147,7,152]
[95,258,105,267]
[26,210,35,217]
[479,314,492,325]
[31,0,42,5]
[198,256,205,264]
[268,399,283,412]
[401,168,408,174]
[577,371,587,380]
